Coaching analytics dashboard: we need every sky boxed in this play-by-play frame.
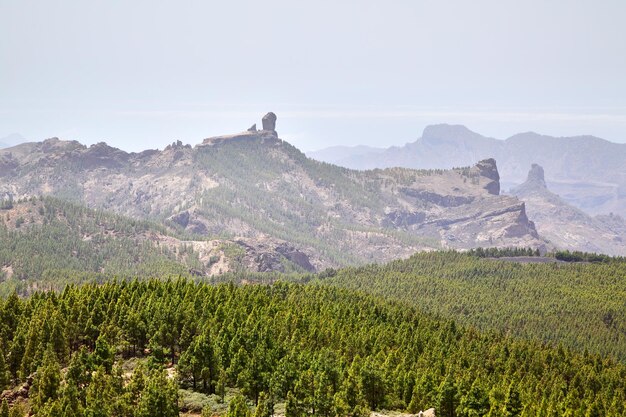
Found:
[1,0,626,152]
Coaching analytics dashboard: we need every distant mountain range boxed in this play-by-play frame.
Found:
[0,133,26,149]
[308,124,626,216]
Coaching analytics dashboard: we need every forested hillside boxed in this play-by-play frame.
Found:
[0,197,317,296]
[0,197,201,296]
[320,252,626,361]
[1,281,625,416]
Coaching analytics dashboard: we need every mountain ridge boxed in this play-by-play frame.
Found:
[308,124,626,216]
[0,114,547,269]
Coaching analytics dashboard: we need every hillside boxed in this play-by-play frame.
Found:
[510,164,626,256]
[0,197,313,296]
[319,251,626,361]
[1,280,624,416]
[308,124,626,216]
[0,115,545,268]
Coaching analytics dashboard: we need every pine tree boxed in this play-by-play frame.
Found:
[503,382,523,417]
[314,371,334,417]
[93,336,114,373]
[254,391,273,417]
[228,394,251,417]
[285,390,301,417]
[458,380,489,417]
[137,369,179,417]
[31,345,62,413]
[437,373,457,417]
[0,348,9,390]
[218,368,228,403]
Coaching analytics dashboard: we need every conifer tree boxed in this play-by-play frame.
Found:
[228,394,251,417]
[137,369,179,417]
[0,348,9,390]
[285,390,301,417]
[254,391,273,417]
[218,368,227,403]
[458,380,489,417]
[504,382,523,417]
[437,372,457,417]
[31,345,62,413]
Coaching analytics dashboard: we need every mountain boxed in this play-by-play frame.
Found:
[308,124,626,216]
[0,114,545,270]
[0,133,26,149]
[509,164,626,256]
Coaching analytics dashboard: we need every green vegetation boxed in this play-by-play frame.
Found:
[553,250,625,263]
[468,247,541,258]
[0,197,202,296]
[1,280,625,416]
[192,139,440,266]
[320,251,626,360]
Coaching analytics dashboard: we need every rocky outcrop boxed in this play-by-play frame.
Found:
[511,164,626,255]
[400,189,475,207]
[526,163,546,186]
[475,158,500,195]
[275,243,315,271]
[383,211,426,228]
[169,211,190,228]
[262,112,277,132]
[235,238,316,272]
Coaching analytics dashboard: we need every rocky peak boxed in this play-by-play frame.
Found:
[526,163,546,188]
[475,158,500,195]
[262,112,277,132]
[510,164,550,198]
[41,137,85,153]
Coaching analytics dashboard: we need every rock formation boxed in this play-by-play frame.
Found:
[526,163,546,187]
[262,112,277,132]
[510,164,626,255]
[248,124,257,132]
[475,158,500,195]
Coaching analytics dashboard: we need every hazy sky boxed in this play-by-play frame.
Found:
[2,0,626,152]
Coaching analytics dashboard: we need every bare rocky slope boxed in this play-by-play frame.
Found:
[509,164,626,256]
[308,124,626,216]
[0,114,546,270]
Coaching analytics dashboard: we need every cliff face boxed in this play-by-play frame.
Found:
[0,116,546,269]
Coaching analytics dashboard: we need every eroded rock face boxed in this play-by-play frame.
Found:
[475,158,500,195]
[262,112,277,131]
